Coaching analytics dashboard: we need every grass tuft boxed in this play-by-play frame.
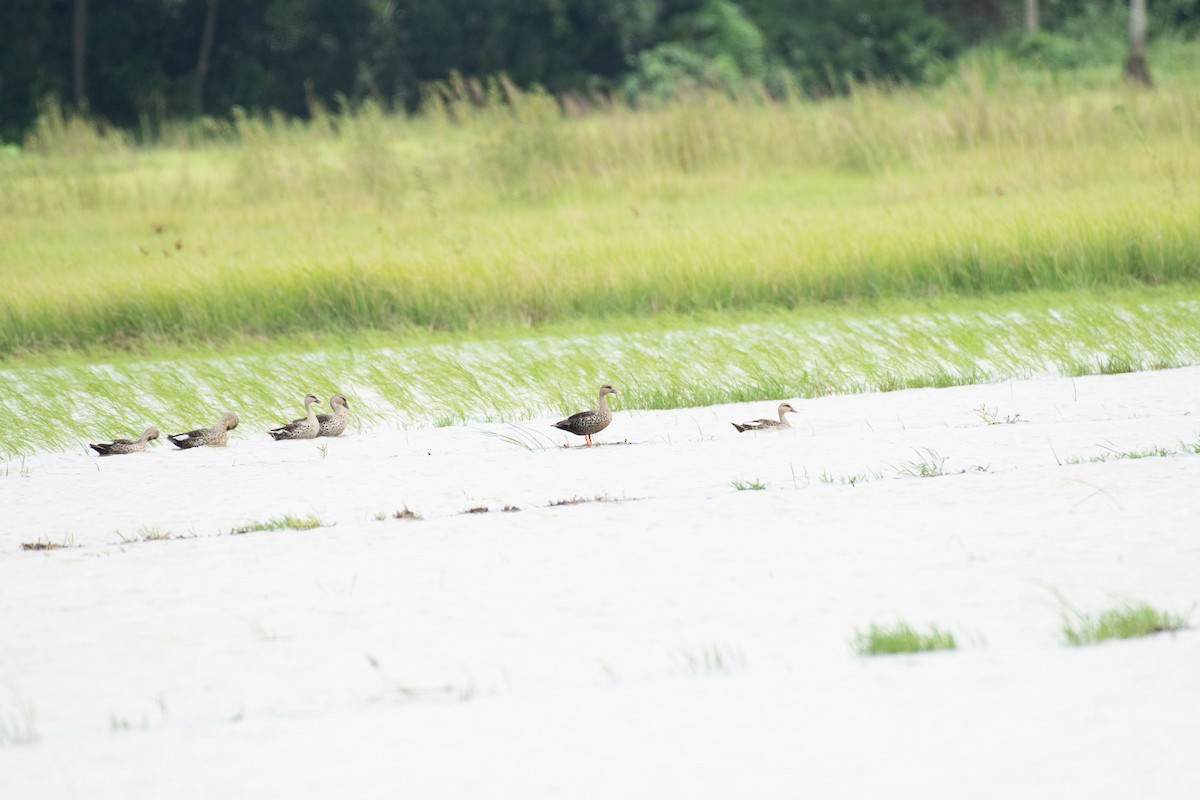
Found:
[974,404,1023,425]
[731,478,768,491]
[549,494,613,507]
[819,469,884,487]
[1065,442,1183,464]
[20,536,75,551]
[674,643,746,675]
[1062,601,1192,646]
[478,425,556,452]
[893,448,950,478]
[229,514,324,535]
[0,692,38,746]
[117,526,177,543]
[852,621,957,656]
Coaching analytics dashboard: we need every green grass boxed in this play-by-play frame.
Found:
[974,404,1023,425]
[853,622,958,656]
[476,424,558,452]
[2,456,32,477]
[2,286,1200,456]
[1065,444,1179,464]
[819,469,884,487]
[228,514,325,535]
[117,526,177,543]
[6,57,1200,454]
[1063,436,1200,464]
[1062,601,1192,646]
[674,643,747,675]
[3,56,1200,355]
[0,692,38,746]
[731,478,767,491]
[892,448,951,478]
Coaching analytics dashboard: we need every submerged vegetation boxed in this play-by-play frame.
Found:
[1061,601,1192,645]
[228,515,326,535]
[852,622,958,656]
[2,286,1200,455]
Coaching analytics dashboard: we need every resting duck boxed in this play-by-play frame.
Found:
[732,403,797,433]
[90,426,159,456]
[268,394,321,440]
[169,412,239,448]
[553,384,620,447]
[317,394,350,437]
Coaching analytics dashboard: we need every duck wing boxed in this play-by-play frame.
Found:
[554,409,599,432]
[168,428,208,448]
[269,416,320,440]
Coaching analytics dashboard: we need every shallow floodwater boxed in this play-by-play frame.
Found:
[4,366,1199,798]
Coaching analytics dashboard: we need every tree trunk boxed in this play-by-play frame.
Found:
[1024,0,1039,35]
[194,0,220,114]
[1124,0,1153,87]
[73,0,88,109]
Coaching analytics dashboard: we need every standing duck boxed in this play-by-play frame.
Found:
[169,412,239,448]
[317,395,350,437]
[268,394,322,441]
[732,403,797,433]
[90,426,159,456]
[553,384,620,447]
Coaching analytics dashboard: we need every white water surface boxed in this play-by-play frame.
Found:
[3,367,1199,799]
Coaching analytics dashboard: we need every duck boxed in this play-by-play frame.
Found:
[89,426,159,456]
[168,412,239,448]
[553,384,620,447]
[316,394,350,437]
[268,394,321,440]
[732,402,797,433]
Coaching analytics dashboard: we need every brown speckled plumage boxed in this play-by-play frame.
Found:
[732,403,797,433]
[90,426,159,456]
[553,384,620,447]
[169,412,239,448]
[268,394,322,441]
[316,395,350,437]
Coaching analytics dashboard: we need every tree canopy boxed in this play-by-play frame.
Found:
[1,0,1195,142]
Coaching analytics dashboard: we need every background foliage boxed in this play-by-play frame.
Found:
[3,0,1197,143]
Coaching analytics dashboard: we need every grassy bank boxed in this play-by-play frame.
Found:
[3,286,1197,456]
[2,55,1199,354]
